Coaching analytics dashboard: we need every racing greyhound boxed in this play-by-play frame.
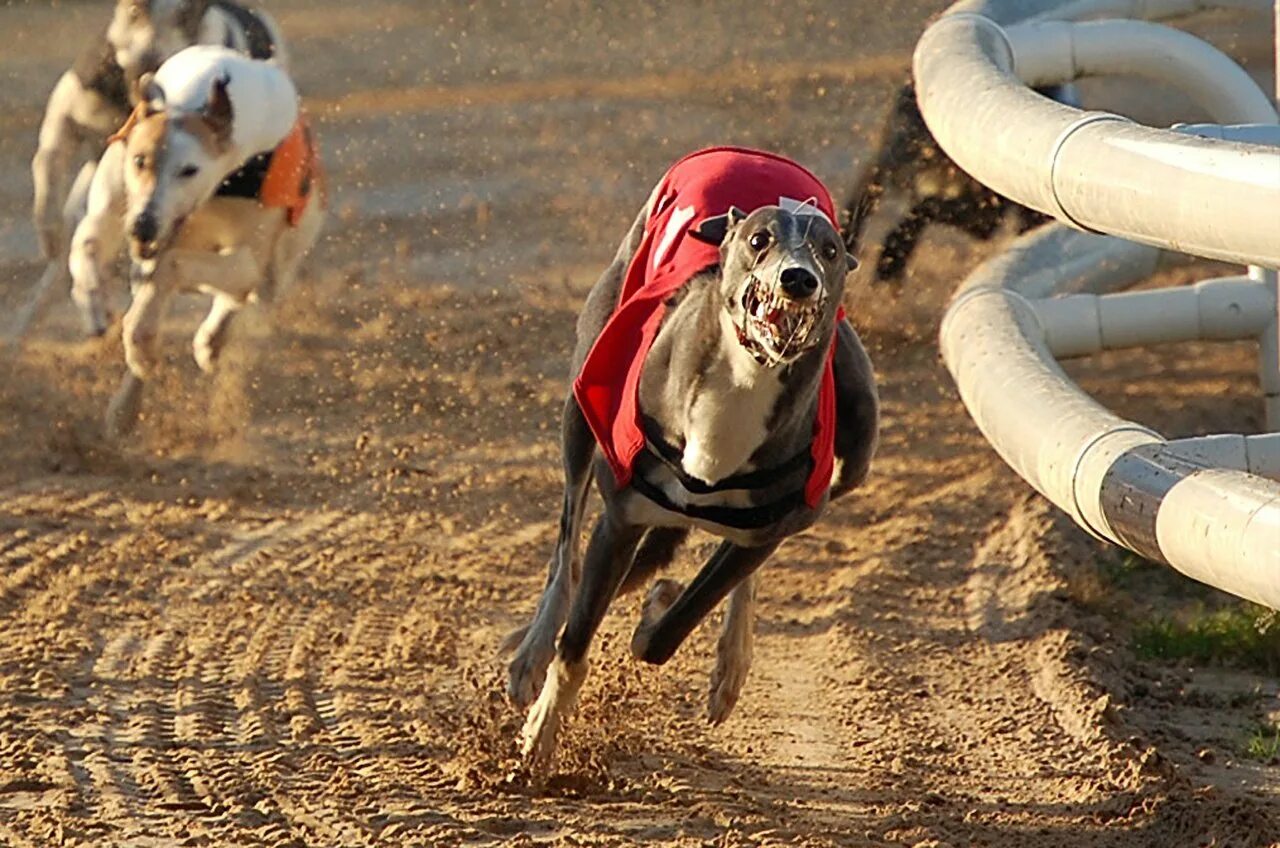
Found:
[841,81,1076,282]
[24,0,285,339]
[68,45,323,437]
[504,147,879,770]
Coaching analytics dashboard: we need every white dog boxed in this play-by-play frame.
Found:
[69,45,324,436]
[23,0,286,340]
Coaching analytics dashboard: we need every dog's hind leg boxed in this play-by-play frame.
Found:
[631,540,778,666]
[193,294,242,373]
[618,526,689,596]
[520,513,644,770]
[505,394,595,708]
[875,202,932,282]
[622,527,690,658]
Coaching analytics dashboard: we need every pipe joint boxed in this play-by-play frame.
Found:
[943,284,1045,348]
[1047,112,1135,232]
[1071,424,1164,542]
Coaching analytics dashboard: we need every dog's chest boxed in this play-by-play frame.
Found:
[678,352,782,485]
[172,197,279,254]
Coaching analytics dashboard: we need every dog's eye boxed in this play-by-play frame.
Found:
[822,242,839,261]
[748,231,771,251]
[132,154,146,170]
[178,165,199,179]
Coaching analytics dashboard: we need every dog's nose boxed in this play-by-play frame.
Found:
[131,212,158,246]
[780,267,820,299]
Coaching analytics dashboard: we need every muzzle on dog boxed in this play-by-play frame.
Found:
[735,264,828,367]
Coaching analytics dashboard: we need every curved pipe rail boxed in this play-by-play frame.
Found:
[1008,20,1279,122]
[941,226,1280,610]
[1024,0,1272,21]
[926,0,1280,609]
[950,0,1267,24]
[913,15,1280,266]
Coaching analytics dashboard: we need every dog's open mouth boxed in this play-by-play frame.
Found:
[130,214,187,262]
[736,274,825,367]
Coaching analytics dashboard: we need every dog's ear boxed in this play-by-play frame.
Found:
[689,206,747,246]
[846,252,859,272]
[138,73,164,115]
[202,73,234,146]
[178,0,212,39]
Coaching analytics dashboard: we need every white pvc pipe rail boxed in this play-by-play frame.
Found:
[1008,20,1279,122]
[1032,276,1277,356]
[924,0,1280,610]
[1024,0,1271,21]
[913,16,1280,267]
[942,227,1280,609]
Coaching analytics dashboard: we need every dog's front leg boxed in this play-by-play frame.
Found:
[193,294,243,373]
[107,277,174,438]
[708,573,757,726]
[68,144,127,337]
[520,513,644,772]
[505,394,595,707]
[631,540,778,666]
[31,74,84,263]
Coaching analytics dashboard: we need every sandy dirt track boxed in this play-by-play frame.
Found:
[1,1,1279,846]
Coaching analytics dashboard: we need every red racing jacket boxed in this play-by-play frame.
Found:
[573,146,842,510]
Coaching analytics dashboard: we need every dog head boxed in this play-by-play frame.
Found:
[107,0,210,83]
[693,206,855,368]
[120,72,235,262]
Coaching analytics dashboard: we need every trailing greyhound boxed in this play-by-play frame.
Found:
[67,45,324,437]
[20,0,286,341]
[840,81,1077,283]
[503,147,880,771]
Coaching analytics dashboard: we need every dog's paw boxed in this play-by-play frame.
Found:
[630,578,683,661]
[519,688,562,772]
[707,638,752,726]
[37,224,62,263]
[506,630,554,709]
[123,331,160,379]
[193,338,220,374]
[518,658,584,773]
[105,375,145,439]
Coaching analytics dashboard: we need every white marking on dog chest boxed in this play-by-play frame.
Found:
[680,315,783,485]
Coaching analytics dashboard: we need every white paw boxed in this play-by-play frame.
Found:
[37,225,62,262]
[193,338,219,374]
[519,687,562,770]
[518,658,584,772]
[630,578,683,659]
[123,332,159,379]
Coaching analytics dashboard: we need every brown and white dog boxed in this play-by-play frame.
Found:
[22,0,286,341]
[68,45,324,437]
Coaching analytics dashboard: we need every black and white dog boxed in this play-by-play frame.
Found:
[503,147,879,770]
[26,0,285,337]
[840,81,1077,282]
